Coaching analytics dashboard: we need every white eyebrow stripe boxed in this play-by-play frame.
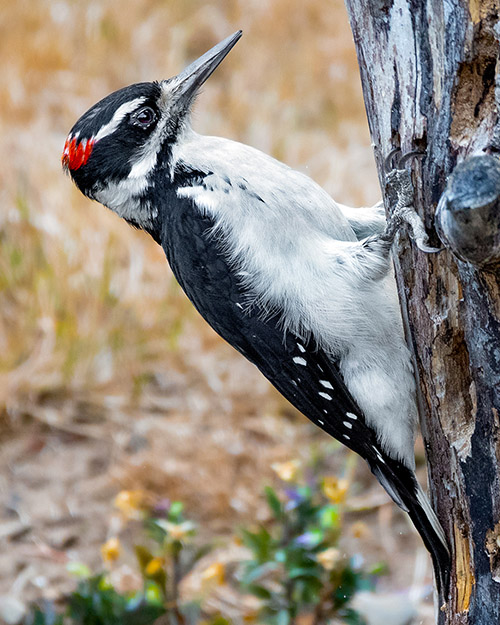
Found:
[94,97,147,142]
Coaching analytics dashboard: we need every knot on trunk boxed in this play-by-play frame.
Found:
[436,155,500,269]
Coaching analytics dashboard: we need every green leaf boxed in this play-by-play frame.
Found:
[169,501,184,521]
[144,581,163,603]
[319,504,340,529]
[68,574,128,623]
[264,486,282,518]
[243,561,280,585]
[247,584,273,600]
[368,561,388,576]
[122,596,166,625]
[288,567,321,580]
[66,561,92,579]
[134,545,155,574]
[240,527,274,562]
[28,606,64,625]
[332,567,362,609]
[145,517,167,544]
[282,548,316,570]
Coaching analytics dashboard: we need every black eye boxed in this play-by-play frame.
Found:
[132,106,156,128]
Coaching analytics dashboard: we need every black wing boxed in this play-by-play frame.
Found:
[160,191,380,461]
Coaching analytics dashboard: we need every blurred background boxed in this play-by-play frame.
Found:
[0,1,434,623]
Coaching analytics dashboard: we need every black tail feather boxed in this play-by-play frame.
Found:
[370,459,450,597]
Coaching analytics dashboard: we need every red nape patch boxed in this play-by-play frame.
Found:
[62,136,95,171]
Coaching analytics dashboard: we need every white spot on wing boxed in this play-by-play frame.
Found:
[343,434,350,440]
[320,380,333,389]
[346,412,358,420]
[371,445,385,463]
[343,421,353,429]
[297,343,306,352]
[293,357,307,366]
[318,419,324,425]
[318,392,332,400]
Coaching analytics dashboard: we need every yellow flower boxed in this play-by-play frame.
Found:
[101,537,121,563]
[145,557,164,577]
[155,519,195,541]
[322,476,349,504]
[317,547,340,571]
[351,521,369,538]
[114,490,147,520]
[201,562,225,586]
[271,459,301,482]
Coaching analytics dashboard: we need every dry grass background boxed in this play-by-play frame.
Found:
[0,0,434,621]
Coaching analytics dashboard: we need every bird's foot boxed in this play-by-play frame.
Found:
[383,149,442,254]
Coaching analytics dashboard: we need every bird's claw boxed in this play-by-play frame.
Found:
[398,206,444,253]
[384,148,425,174]
[383,149,442,254]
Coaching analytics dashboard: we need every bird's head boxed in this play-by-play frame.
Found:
[62,30,242,226]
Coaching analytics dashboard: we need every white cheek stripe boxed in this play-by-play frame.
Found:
[129,116,172,180]
[94,97,146,142]
[129,148,160,178]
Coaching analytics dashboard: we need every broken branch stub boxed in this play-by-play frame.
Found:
[436,155,500,269]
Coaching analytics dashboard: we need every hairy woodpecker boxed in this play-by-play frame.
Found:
[63,31,449,590]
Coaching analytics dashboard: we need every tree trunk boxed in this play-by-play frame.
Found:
[343,1,500,623]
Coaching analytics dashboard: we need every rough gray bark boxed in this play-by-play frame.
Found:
[343,1,500,622]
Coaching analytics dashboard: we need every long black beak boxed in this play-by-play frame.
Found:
[166,30,242,105]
